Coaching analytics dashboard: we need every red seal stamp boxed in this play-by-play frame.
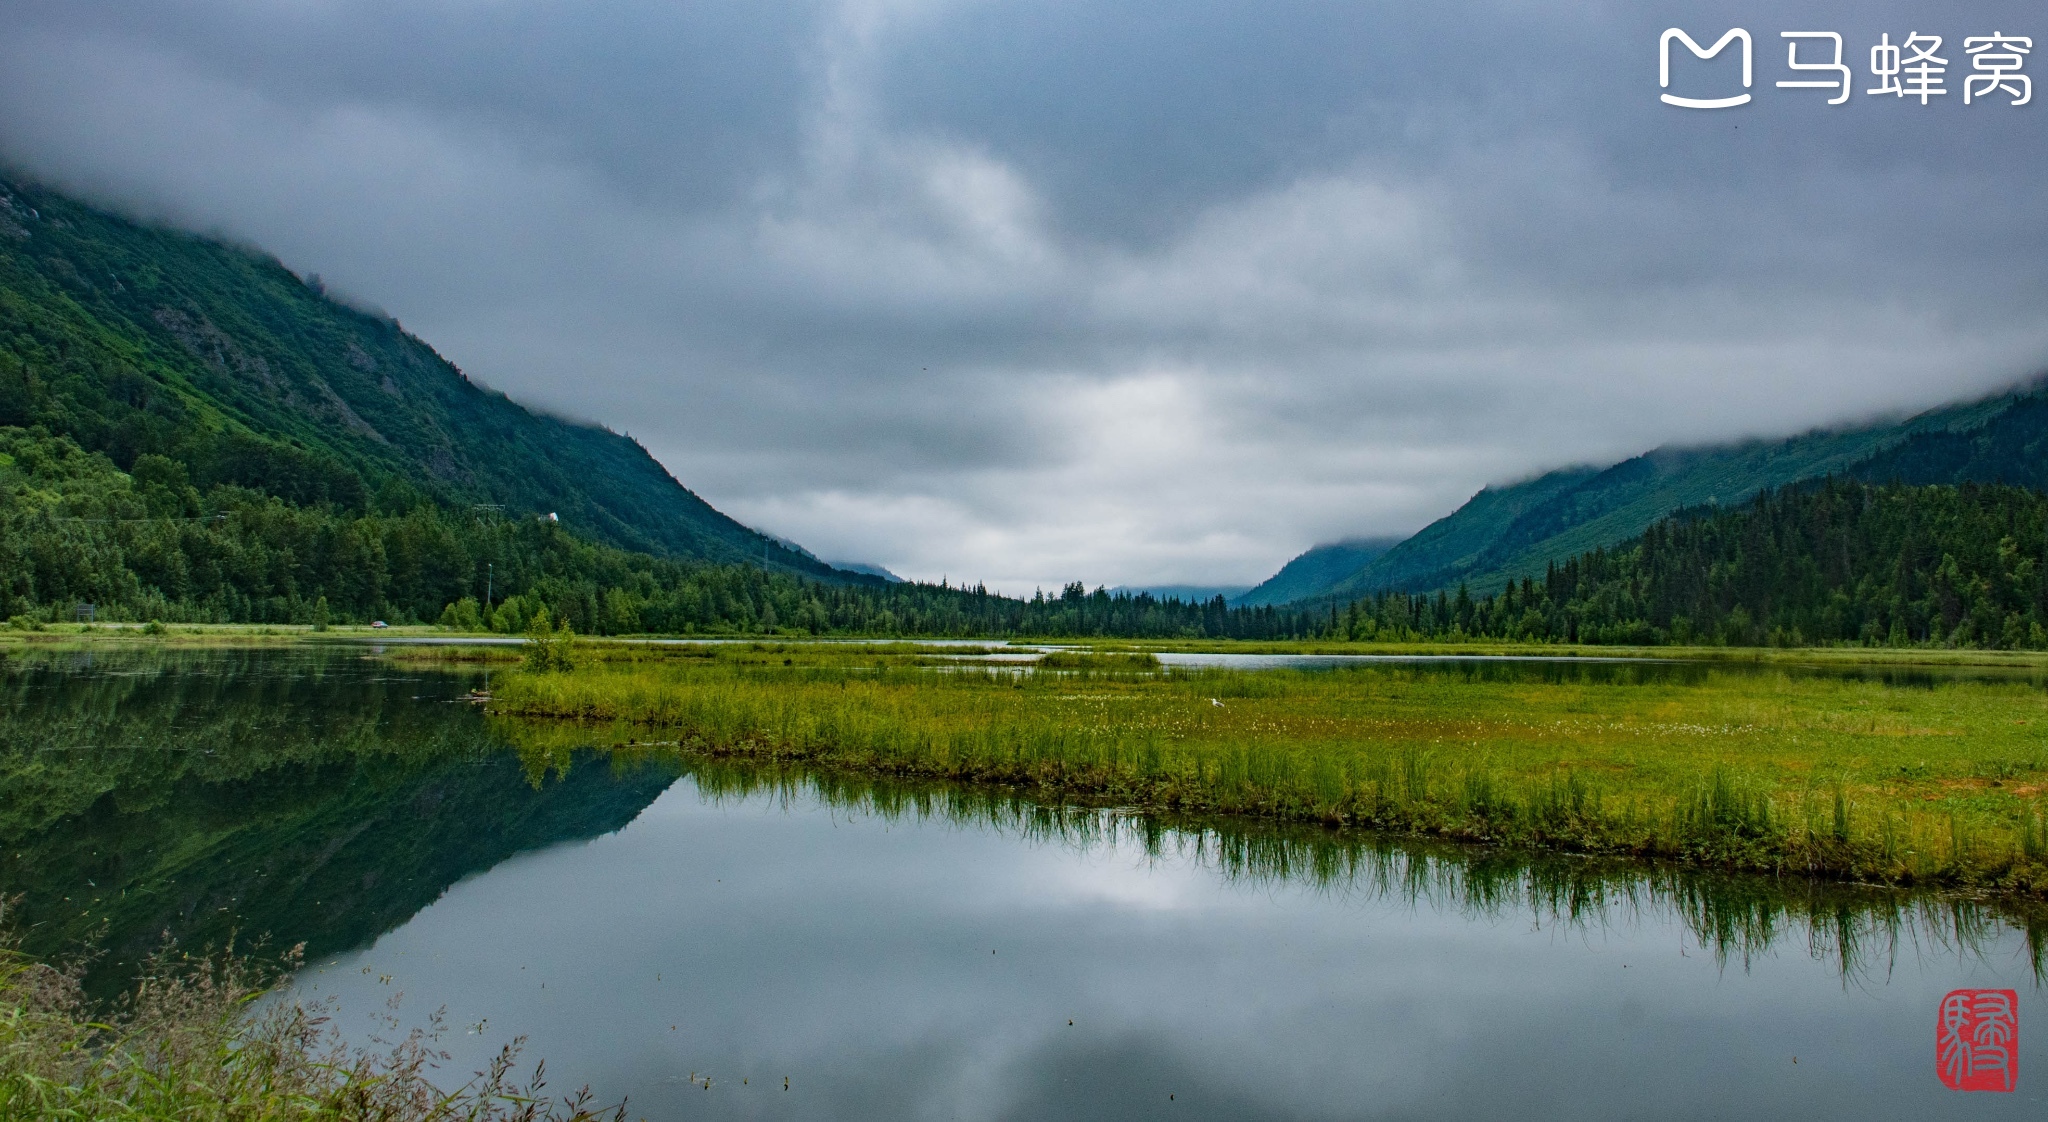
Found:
[1937,989,2018,1092]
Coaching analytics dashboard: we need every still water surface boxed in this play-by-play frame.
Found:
[3,646,2043,1118]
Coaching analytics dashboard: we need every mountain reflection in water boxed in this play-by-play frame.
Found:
[0,646,677,995]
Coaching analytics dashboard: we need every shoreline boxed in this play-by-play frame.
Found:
[7,626,2048,671]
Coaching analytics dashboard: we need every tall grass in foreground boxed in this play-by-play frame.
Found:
[0,934,620,1121]
[490,647,2048,896]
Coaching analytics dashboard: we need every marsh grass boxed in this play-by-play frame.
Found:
[0,929,622,1121]
[381,647,525,666]
[492,644,2048,896]
[1034,651,1162,672]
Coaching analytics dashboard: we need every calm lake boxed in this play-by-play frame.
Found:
[3,646,2043,1119]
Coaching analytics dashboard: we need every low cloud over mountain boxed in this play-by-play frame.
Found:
[5,0,2043,591]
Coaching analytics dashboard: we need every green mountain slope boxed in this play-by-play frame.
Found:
[1232,536,1401,607]
[1258,386,2029,604]
[0,176,836,576]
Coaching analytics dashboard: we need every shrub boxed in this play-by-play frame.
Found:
[438,597,484,632]
[522,607,580,672]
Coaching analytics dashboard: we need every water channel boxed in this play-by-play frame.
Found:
[2,645,2042,1118]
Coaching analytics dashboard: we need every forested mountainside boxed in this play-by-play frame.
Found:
[1850,389,2048,491]
[1262,383,2034,604]
[0,427,1317,636]
[1315,480,2048,649]
[6,420,2042,648]
[0,176,834,575]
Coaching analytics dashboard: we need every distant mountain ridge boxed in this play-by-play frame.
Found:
[1253,382,2042,605]
[0,176,841,577]
[1110,583,1252,604]
[829,561,905,582]
[1232,537,1400,607]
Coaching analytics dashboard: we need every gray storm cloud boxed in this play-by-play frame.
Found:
[1,0,2043,591]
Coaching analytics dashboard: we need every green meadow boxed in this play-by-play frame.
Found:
[490,643,2048,897]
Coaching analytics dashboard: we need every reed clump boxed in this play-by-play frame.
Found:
[0,932,620,1121]
[489,647,2048,896]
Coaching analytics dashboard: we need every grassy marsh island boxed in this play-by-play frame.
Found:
[489,642,2048,897]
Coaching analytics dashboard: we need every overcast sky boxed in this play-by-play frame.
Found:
[3,1,2044,591]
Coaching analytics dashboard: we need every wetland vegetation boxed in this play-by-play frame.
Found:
[490,642,2048,899]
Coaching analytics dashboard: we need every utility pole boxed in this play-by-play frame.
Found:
[486,562,494,609]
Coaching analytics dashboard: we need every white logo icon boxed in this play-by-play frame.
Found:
[1660,28,1752,108]
[1669,27,2032,109]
